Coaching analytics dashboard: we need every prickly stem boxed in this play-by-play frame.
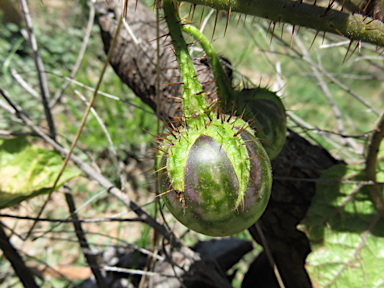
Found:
[182,24,237,103]
[175,0,384,47]
[162,0,208,120]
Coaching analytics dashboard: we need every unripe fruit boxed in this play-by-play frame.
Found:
[236,88,287,160]
[156,113,272,237]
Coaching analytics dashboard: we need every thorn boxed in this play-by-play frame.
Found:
[212,10,219,39]
[270,22,276,44]
[205,110,212,122]
[348,41,360,61]
[353,0,364,14]
[198,7,205,27]
[200,80,215,85]
[188,4,194,20]
[153,165,168,174]
[246,155,265,161]
[343,40,353,63]
[207,99,219,110]
[227,102,237,122]
[141,167,155,175]
[169,96,183,101]
[144,129,158,139]
[330,24,344,37]
[155,189,175,198]
[234,124,247,137]
[237,109,246,122]
[290,25,295,48]
[162,82,185,86]
[164,123,178,139]
[154,146,169,154]
[245,175,257,185]
[168,120,178,133]
[280,23,285,40]
[150,33,171,42]
[366,18,376,25]
[191,5,196,20]
[310,30,319,50]
[180,132,190,143]
[224,7,231,36]
[237,14,242,27]
[195,90,207,95]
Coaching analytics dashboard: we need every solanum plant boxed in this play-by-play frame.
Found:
[154,0,285,236]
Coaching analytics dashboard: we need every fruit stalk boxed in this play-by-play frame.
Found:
[182,24,236,103]
[162,0,208,119]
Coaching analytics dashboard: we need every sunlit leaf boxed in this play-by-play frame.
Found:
[302,164,384,288]
[0,136,81,209]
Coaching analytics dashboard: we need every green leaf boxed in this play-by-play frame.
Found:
[0,136,81,209]
[302,164,384,288]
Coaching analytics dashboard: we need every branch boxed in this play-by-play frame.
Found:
[0,223,39,288]
[177,0,384,47]
[50,2,96,108]
[19,0,56,138]
[365,111,384,216]
[63,185,108,288]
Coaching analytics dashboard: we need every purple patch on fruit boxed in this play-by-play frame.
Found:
[183,135,239,215]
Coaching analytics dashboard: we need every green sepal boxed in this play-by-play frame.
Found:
[157,114,254,210]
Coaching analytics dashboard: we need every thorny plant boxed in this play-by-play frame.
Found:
[154,0,274,237]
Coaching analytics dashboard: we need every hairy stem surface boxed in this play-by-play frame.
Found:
[163,0,208,118]
[182,24,236,102]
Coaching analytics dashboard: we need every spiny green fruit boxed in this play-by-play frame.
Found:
[236,88,287,160]
[155,112,272,237]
